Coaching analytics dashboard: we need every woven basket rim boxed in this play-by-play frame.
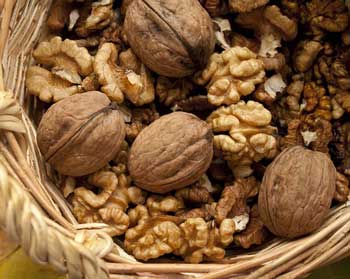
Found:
[0,1,350,279]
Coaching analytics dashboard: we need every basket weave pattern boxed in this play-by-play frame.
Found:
[0,1,349,278]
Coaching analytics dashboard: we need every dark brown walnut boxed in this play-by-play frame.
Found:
[172,95,216,113]
[124,0,215,78]
[199,0,228,16]
[128,112,213,193]
[215,177,259,224]
[334,172,350,203]
[37,91,126,176]
[258,146,336,238]
[47,0,72,31]
[330,122,350,172]
[234,205,269,249]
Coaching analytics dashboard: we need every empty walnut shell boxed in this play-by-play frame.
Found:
[37,91,126,176]
[124,0,215,78]
[128,112,213,193]
[258,146,336,238]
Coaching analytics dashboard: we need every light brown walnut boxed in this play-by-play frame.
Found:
[128,112,213,193]
[258,146,336,238]
[37,91,126,176]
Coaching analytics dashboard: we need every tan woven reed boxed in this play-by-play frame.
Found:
[0,1,349,278]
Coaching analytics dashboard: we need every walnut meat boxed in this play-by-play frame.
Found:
[26,66,83,103]
[229,0,269,13]
[207,101,277,177]
[128,112,213,193]
[124,0,215,77]
[258,146,336,238]
[37,91,126,176]
[94,43,155,105]
[33,36,93,84]
[195,47,265,106]
[125,218,183,261]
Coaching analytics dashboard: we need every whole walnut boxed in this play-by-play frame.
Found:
[124,0,215,78]
[37,91,126,176]
[258,146,336,238]
[128,112,213,193]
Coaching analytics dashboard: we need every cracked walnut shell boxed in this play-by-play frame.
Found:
[124,0,215,77]
[128,112,213,193]
[258,146,336,238]
[37,91,126,176]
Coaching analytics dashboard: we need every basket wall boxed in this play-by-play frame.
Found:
[0,1,349,279]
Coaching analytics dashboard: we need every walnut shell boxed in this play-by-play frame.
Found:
[258,146,336,238]
[128,112,213,193]
[124,0,215,78]
[37,91,126,176]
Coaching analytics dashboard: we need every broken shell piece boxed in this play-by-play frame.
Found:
[264,74,286,100]
[301,130,318,146]
[68,9,80,31]
[212,17,231,50]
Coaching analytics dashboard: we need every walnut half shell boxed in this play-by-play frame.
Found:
[37,91,126,176]
[128,112,213,193]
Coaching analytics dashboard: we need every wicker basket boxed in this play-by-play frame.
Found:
[0,1,349,278]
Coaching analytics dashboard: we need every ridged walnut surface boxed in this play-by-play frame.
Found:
[128,112,213,193]
[37,91,125,176]
[124,0,215,77]
[258,146,336,238]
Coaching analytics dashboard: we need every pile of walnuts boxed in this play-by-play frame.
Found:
[27,0,350,263]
